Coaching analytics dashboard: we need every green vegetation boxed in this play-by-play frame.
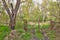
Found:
[0,22,56,40]
[0,24,10,40]
[0,0,60,40]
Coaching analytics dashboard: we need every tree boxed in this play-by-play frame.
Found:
[19,0,33,32]
[41,0,50,22]
[2,0,20,30]
[0,0,9,24]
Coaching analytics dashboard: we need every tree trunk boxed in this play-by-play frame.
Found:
[24,19,28,32]
[50,19,54,30]
[9,15,16,30]
[38,18,40,32]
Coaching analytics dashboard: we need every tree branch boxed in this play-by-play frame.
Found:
[14,0,20,14]
[2,0,11,17]
[51,14,60,20]
[20,1,26,3]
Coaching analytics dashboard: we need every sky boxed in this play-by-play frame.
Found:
[11,0,42,5]
[33,0,42,4]
[11,0,56,5]
[33,0,56,4]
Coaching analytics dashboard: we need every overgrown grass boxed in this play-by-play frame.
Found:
[0,24,10,40]
[0,22,56,40]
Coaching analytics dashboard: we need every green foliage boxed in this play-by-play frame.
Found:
[0,22,56,40]
[0,0,58,40]
[48,1,60,21]
[21,32,31,40]
[35,32,44,39]
[16,21,24,29]
[47,30,56,40]
[40,23,50,29]
[0,24,10,40]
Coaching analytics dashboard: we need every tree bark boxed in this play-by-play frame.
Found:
[9,14,16,30]
[38,18,40,32]
[50,19,54,30]
[24,19,28,32]
[2,0,20,30]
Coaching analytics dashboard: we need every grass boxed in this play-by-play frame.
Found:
[0,24,10,40]
[0,22,56,40]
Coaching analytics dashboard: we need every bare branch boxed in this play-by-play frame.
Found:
[14,0,20,14]
[51,14,60,20]
[2,0,11,17]
[20,1,26,3]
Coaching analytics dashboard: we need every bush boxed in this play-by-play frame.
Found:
[40,23,50,29]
